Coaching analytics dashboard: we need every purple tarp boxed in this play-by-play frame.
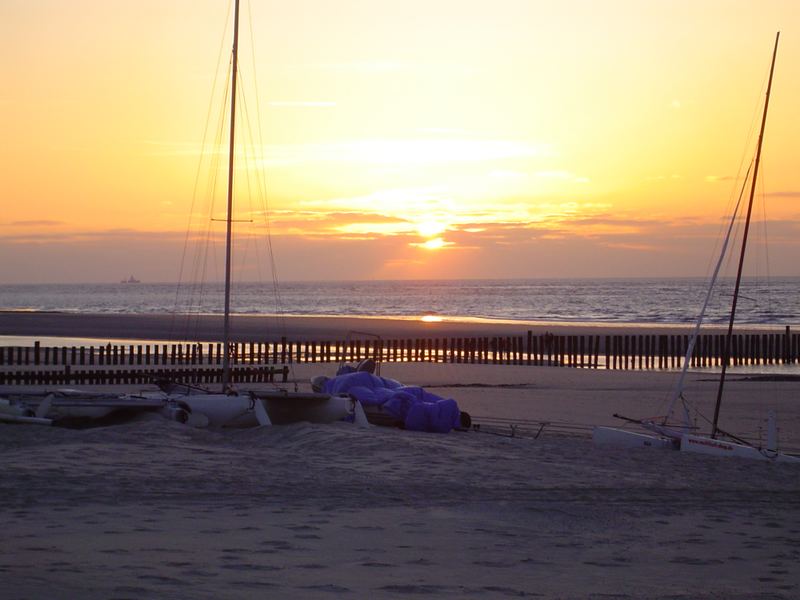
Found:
[321,370,461,433]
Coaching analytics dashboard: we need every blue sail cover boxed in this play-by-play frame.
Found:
[321,370,461,433]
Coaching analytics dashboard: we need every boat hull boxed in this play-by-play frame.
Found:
[681,434,800,463]
[177,392,356,427]
[592,426,676,449]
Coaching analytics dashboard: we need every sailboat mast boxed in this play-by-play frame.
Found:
[222,0,241,390]
[711,31,779,438]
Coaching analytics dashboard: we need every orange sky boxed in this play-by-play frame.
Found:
[1,0,798,283]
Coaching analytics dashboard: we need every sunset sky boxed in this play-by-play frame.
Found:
[1,0,798,283]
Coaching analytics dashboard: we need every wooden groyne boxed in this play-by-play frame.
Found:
[1,327,797,385]
[0,365,288,387]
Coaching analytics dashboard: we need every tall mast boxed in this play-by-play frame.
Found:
[222,0,241,390]
[711,31,779,438]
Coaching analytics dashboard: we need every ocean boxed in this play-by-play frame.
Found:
[1,277,797,326]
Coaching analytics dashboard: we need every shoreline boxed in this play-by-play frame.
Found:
[0,311,793,346]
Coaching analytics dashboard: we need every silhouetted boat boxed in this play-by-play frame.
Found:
[594,32,798,463]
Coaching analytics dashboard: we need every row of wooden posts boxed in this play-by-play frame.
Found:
[0,365,288,387]
[1,328,798,372]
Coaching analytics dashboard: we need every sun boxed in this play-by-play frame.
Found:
[419,237,447,250]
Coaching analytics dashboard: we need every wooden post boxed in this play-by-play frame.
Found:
[525,331,532,366]
[770,334,776,365]
[620,336,627,370]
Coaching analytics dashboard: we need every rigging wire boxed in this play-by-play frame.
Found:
[171,0,234,343]
[651,56,776,425]
[245,0,299,388]
[756,159,779,423]
[184,59,232,343]
[172,0,296,384]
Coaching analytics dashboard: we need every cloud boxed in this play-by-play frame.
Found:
[265,139,552,167]
[1,228,187,245]
[298,60,477,78]
[250,209,414,237]
[3,215,800,283]
[534,170,571,179]
[604,241,661,251]
[142,137,552,168]
[10,220,64,226]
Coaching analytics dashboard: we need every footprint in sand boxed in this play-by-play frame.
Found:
[286,524,320,532]
[379,584,449,594]
[297,563,328,569]
[298,583,351,593]
[473,559,515,568]
[668,556,724,566]
[483,585,543,597]
[406,557,436,566]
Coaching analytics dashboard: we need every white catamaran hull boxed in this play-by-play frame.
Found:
[680,434,800,463]
[592,426,676,450]
[175,392,365,428]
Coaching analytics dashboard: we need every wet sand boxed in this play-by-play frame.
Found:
[0,310,786,345]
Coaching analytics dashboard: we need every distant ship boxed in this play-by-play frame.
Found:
[121,275,141,284]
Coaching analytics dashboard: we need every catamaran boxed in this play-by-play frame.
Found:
[1,0,368,429]
[594,32,798,462]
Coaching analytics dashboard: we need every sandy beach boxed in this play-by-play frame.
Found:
[4,0,799,595]
[2,352,800,599]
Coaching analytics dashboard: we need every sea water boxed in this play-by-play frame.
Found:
[1,278,797,326]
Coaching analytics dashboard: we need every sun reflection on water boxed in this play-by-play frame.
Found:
[420,314,443,323]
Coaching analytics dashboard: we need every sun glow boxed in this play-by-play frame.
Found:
[416,237,449,250]
[3,1,800,283]
[420,314,443,323]
[416,221,448,238]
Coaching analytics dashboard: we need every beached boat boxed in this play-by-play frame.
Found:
[0,1,366,429]
[594,32,798,463]
[155,0,368,428]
